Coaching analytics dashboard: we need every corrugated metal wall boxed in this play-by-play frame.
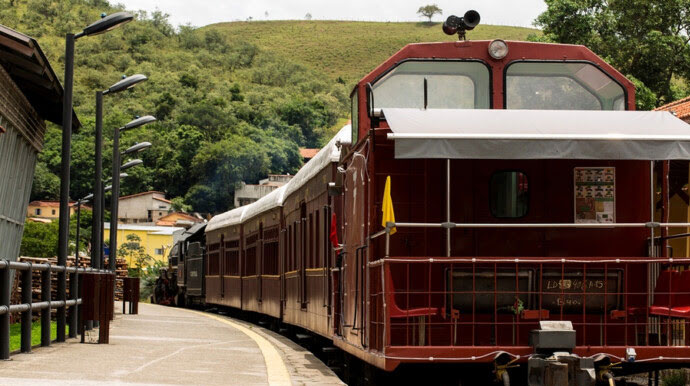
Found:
[0,115,36,261]
[0,66,45,263]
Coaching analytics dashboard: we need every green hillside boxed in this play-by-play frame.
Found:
[0,0,539,224]
[208,21,539,83]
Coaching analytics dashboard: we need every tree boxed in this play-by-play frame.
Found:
[31,162,60,201]
[20,220,59,257]
[118,233,152,276]
[171,197,193,213]
[534,0,690,107]
[305,13,312,20]
[417,4,442,23]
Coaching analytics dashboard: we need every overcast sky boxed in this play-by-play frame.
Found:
[114,0,547,28]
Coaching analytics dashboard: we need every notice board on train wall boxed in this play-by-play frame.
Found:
[574,167,615,223]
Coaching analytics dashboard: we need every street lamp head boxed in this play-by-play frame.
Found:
[78,12,134,38]
[104,185,113,193]
[105,173,129,184]
[122,141,152,155]
[121,115,156,131]
[103,74,148,95]
[120,159,143,171]
[80,193,94,203]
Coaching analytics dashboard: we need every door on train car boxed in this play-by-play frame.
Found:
[219,234,225,298]
[469,160,545,256]
[341,152,368,343]
[186,242,205,297]
[258,222,263,303]
[300,203,307,309]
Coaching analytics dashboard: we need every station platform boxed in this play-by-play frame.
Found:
[0,302,343,386]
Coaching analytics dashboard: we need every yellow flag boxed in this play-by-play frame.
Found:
[381,176,396,235]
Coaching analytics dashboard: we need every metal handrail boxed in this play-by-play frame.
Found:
[0,259,112,359]
[376,221,690,258]
[392,222,690,229]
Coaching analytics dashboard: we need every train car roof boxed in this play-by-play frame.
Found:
[179,223,206,242]
[206,123,350,233]
[241,184,287,222]
[205,206,246,232]
[283,123,351,200]
[384,108,690,160]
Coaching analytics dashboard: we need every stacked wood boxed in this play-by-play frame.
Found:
[105,257,129,300]
[10,255,129,308]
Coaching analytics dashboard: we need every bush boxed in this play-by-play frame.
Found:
[662,370,689,386]
[139,260,167,301]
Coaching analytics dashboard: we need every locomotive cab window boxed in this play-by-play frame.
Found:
[372,61,490,110]
[490,171,529,218]
[506,62,625,110]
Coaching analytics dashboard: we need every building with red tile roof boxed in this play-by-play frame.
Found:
[27,201,90,220]
[655,95,690,123]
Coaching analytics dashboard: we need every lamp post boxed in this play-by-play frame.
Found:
[107,157,144,272]
[101,173,127,268]
[58,11,133,343]
[74,193,93,268]
[93,75,147,271]
[110,116,154,273]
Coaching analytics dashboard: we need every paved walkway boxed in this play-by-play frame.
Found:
[0,303,343,386]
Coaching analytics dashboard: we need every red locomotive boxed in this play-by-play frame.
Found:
[173,12,690,385]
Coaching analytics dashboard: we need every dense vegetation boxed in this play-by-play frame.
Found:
[0,0,538,218]
[534,0,690,109]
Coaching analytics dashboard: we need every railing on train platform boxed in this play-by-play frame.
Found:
[364,221,690,356]
[369,257,690,351]
[0,259,111,359]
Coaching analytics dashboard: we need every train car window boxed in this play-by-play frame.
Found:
[262,227,279,275]
[372,61,490,110]
[244,233,258,276]
[506,62,625,110]
[207,243,220,275]
[490,171,529,218]
[225,239,240,276]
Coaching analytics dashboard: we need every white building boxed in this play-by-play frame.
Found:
[118,191,172,225]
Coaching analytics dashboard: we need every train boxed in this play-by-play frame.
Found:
[167,12,690,385]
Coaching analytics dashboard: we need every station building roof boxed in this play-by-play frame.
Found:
[0,24,80,129]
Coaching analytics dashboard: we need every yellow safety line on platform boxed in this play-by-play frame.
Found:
[182,309,291,386]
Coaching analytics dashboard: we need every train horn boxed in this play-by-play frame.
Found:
[462,10,480,30]
[442,10,481,40]
[442,15,461,35]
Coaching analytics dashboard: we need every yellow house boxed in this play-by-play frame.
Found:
[104,224,184,267]
[27,201,86,220]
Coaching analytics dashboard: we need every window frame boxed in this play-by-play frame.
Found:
[488,169,530,219]
[350,87,359,145]
[369,58,494,112]
[503,60,629,111]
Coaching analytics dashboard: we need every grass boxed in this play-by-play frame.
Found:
[9,320,62,352]
[207,21,540,84]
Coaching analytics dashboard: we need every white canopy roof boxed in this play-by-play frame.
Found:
[206,123,351,233]
[242,184,287,221]
[384,108,690,160]
[206,206,246,232]
[283,124,351,199]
